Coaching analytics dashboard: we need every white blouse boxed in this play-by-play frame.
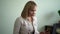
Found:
[13,16,39,34]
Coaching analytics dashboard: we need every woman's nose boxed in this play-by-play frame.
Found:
[33,11,36,14]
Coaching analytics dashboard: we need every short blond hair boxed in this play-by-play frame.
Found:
[21,1,37,19]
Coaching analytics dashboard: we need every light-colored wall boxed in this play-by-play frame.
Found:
[0,0,60,34]
[36,0,60,32]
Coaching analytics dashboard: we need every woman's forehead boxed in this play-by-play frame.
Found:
[30,6,37,10]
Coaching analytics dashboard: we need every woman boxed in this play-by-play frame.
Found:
[13,1,39,34]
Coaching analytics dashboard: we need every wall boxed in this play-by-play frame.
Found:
[0,0,60,34]
[36,0,60,32]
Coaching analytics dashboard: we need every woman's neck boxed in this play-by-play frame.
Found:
[27,16,33,23]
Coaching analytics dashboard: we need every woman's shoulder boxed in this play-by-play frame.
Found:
[15,16,24,23]
[33,16,37,21]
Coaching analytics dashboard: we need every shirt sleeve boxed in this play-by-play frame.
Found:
[13,17,22,34]
[34,17,39,34]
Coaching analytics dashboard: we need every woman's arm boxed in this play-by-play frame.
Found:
[34,22,39,34]
[34,17,39,34]
[13,17,22,34]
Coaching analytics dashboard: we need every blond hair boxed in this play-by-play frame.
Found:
[21,1,37,19]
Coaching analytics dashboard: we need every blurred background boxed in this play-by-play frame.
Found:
[0,0,60,34]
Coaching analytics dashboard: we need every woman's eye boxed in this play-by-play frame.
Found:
[31,10,35,11]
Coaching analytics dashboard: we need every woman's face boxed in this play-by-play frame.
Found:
[28,6,37,17]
